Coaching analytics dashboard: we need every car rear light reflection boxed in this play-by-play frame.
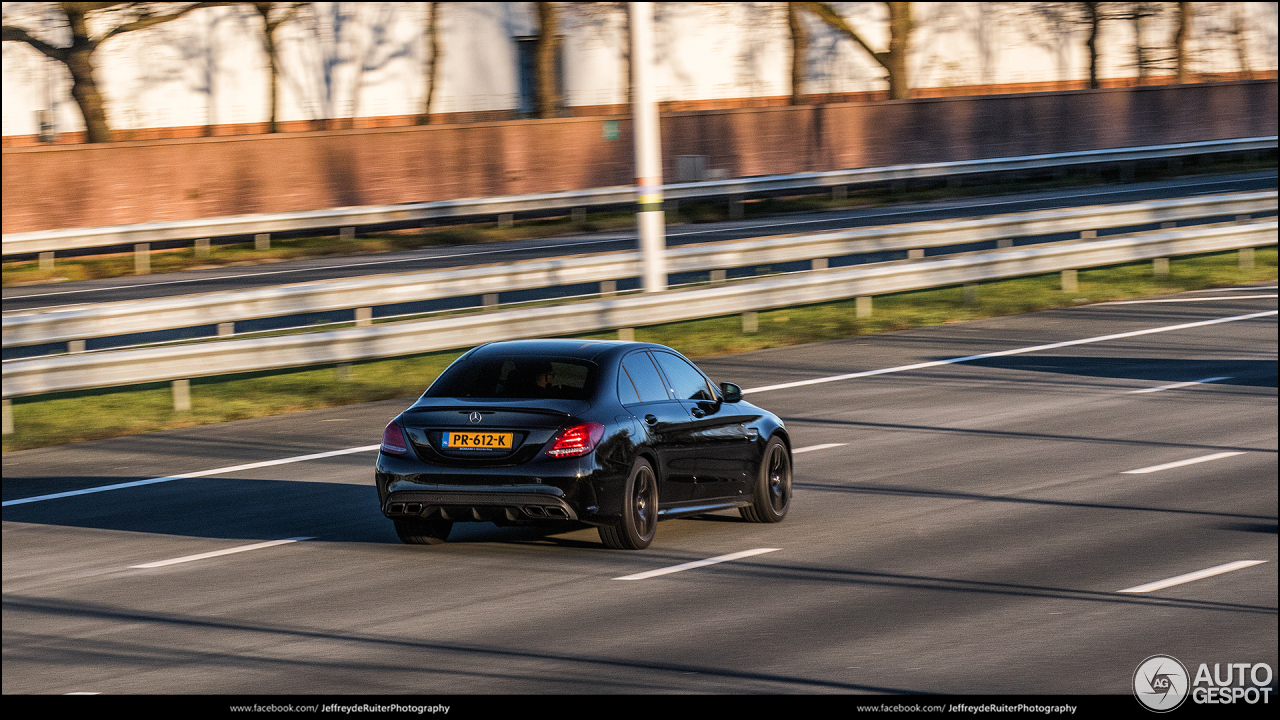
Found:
[546,422,605,458]
[382,421,409,455]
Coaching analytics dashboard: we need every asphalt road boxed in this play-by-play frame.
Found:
[3,289,1275,695]
[4,170,1275,314]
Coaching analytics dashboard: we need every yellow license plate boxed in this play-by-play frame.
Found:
[442,431,513,450]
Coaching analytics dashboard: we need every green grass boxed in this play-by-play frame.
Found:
[4,246,1273,453]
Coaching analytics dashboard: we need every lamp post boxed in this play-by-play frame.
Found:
[630,2,666,293]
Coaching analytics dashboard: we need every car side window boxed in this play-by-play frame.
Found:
[620,352,671,404]
[652,351,715,402]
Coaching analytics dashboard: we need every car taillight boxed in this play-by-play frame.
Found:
[381,421,409,455]
[546,422,605,458]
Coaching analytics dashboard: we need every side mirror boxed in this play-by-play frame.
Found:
[719,382,743,403]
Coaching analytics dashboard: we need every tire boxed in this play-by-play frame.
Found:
[740,436,791,523]
[393,516,453,545]
[599,458,659,549]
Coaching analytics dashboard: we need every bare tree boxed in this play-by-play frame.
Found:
[799,2,913,100]
[1229,1,1251,79]
[3,2,228,143]
[1173,1,1191,82]
[1083,2,1101,88]
[1129,2,1159,81]
[252,2,306,133]
[787,2,807,104]
[535,1,561,118]
[418,1,440,124]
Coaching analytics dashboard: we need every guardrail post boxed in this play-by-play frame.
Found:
[68,340,85,354]
[39,252,54,271]
[742,311,758,334]
[1153,258,1170,275]
[600,280,617,298]
[908,249,924,260]
[255,233,271,251]
[498,214,514,228]
[336,363,352,381]
[1236,214,1251,222]
[964,283,978,306]
[710,269,727,283]
[617,328,635,341]
[1081,230,1097,239]
[856,296,872,318]
[1161,221,1176,230]
[483,293,499,307]
[340,227,355,241]
[356,307,373,327]
[1240,247,1255,270]
[832,185,847,201]
[195,238,210,258]
[812,258,828,270]
[572,207,586,226]
[217,322,234,337]
[172,379,191,412]
[134,243,150,275]
[997,239,1013,249]
[2,399,12,435]
[729,195,744,220]
[1062,269,1079,292]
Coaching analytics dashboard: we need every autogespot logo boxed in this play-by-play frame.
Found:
[1135,654,1190,712]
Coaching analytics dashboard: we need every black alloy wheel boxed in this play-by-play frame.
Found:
[600,458,659,549]
[741,436,791,523]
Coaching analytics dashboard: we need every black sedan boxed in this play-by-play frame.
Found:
[375,339,792,549]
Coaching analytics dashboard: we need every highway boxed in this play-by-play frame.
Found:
[4,170,1275,315]
[3,290,1274,694]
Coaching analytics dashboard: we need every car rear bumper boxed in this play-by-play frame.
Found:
[383,483,580,522]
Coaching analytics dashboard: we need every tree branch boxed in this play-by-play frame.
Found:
[95,2,231,47]
[798,1,889,70]
[1,25,70,62]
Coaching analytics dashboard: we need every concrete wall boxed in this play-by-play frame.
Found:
[3,80,1275,234]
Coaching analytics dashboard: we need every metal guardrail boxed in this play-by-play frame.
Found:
[3,218,1274,400]
[5,191,1275,349]
[3,136,1275,257]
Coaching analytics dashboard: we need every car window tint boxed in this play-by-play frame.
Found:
[426,356,597,400]
[617,365,642,405]
[652,352,715,401]
[620,352,670,403]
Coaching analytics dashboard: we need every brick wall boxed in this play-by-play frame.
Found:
[3,80,1275,234]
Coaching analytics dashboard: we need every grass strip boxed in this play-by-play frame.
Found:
[3,246,1274,453]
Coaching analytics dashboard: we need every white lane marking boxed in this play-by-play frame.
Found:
[1119,560,1267,593]
[743,310,1278,395]
[1129,377,1232,394]
[793,443,847,454]
[1,445,381,507]
[8,313,1272,506]
[614,548,780,580]
[129,537,314,569]
[1122,451,1245,474]
[1100,295,1276,305]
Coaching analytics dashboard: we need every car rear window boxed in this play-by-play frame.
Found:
[425,356,598,400]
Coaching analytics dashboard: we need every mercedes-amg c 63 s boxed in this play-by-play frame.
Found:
[375,339,792,549]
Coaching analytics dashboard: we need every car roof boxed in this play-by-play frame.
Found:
[468,339,669,362]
